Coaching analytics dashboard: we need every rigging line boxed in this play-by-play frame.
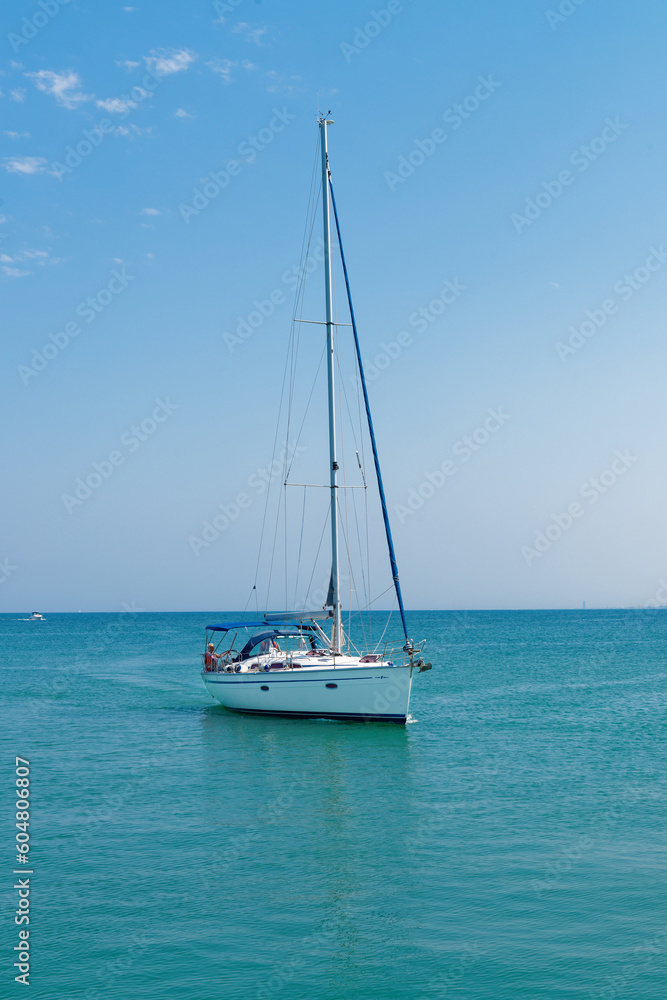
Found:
[291,486,307,610]
[328,175,411,648]
[337,357,365,471]
[344,584,395,619]
[242,584,257,615]
[265,474,284,613]
[289,135,320,332]
[285,143,321,464]
[284,189,320,477]
[332,316,357,651]
[374,592,397,652]
[300,507,330,612]
[255,139,320,606]
[331,276,369,634]
[365,470,372,647]
[290,137,320,327]
[338,494,368,652]
[349,485,369,613]
[287,199,319,458]
[351,328,372,645]
[284,469,288,611]
[284,343,327,481]
[252,330,292,605]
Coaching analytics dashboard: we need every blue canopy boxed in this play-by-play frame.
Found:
[205,619,320,633]
[206,621,270,632]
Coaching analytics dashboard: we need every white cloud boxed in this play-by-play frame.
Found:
[116,59,140,71]
[4,130,30,140]
[10,88,27,102]
[3,156,47,175]
[144,48,197,76]
[141,208,160,216]
[26,70,90,109]
[207,58,256,83]
[2,266,30,278]
[112,124,151,138]
[233,22,269,44]
[207,58,235,83]
[1,248,63,268]
[96,97,136,114]
[174,107,195,119]
[265,71,303,95]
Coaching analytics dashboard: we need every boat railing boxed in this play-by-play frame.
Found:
[356,638,426,666]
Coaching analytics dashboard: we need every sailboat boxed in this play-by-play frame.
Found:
[200,116,431,724]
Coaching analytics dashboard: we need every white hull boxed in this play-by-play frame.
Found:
[202,661,413,723]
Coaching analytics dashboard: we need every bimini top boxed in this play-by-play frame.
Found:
[205,621,270,633]
[205,619,322,633]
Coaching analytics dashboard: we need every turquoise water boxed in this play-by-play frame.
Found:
[2,610,666,999]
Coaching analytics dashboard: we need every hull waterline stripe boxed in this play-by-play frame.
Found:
[222,707,407,723]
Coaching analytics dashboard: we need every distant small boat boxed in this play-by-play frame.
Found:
[29,612,44,620]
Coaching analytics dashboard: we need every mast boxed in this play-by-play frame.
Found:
[319,115,342,653]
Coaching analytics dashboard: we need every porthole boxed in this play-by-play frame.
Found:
[326,683,338,689]
[261,685,269,691]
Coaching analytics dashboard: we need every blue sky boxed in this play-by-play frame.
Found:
[2,0,667,612]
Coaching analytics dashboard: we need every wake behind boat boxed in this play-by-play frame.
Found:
[200,117,432,723]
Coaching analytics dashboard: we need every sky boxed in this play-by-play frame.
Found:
[2,0,667,612]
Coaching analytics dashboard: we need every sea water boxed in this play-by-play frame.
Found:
[2,610,666,999]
